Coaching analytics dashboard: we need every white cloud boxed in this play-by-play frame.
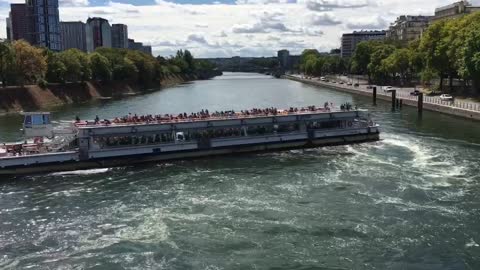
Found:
[303,0,371,11]
[346,15,388,29]
[309,13,341,25]
[60,0,89,7]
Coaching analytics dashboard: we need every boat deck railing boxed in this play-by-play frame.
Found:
[74,108,359,129]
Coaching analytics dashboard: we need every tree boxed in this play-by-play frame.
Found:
[0,42,16,87]
[183,49,194,72]
[351,41,381,82]
[367,44,395,84]
[12,40,47,86]
[112,57,138,82]
[126,50,156,86]
[45,50,67,83]
[419,20,451,91]
[90,52,112,81]
[60,49,91,82]
[462,26,480,93]
[383,48,410,85]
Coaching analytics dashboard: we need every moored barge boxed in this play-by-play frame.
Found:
[0,106,380,175]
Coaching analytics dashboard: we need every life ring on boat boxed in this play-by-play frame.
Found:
[347,121,353,127]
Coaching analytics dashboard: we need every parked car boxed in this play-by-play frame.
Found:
[339,81,344,84]
[410,90,421,96]
[320,77,326,81]
[331,81,336,83]
[354,83,359,87]
[439,94,453,101]
[383,86,395,92]
[346,82,353,86]
[366,85,374,89]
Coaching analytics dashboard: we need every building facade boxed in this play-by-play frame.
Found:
[277,49,290,70]
[128,38,143,51]
[387,15,431,41]
[86,17,111,52]
[26,0,61,51]
[431,0,480,21]
[6,4,28,42]
[111,24,128,49]
[60,21,86,51]
[141,45,152,55]
[341,30,386,58]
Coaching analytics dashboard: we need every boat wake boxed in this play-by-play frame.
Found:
[50,168,110,176]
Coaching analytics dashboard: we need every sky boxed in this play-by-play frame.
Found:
[0,0,460,57]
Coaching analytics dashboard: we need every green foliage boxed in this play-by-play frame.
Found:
[299,48,348,76]
[89,52,112,81]
[59,49,91,82]
[12,40,47,86]
[0,42,16,87]
[0,40,216,88]
[45,50,67,83]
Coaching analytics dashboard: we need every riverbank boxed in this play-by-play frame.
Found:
[285,75,480,121]
[0,73,215,114]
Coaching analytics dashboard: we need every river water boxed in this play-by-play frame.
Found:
[0,72,479,269]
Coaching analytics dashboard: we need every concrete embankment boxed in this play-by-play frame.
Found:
[0,74,197,114]
[285,75,480,121]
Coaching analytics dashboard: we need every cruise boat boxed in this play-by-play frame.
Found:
[0,106,380,175]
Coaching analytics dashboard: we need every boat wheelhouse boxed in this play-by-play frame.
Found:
[0,106,380,175]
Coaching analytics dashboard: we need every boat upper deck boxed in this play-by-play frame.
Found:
[74,105,363,130]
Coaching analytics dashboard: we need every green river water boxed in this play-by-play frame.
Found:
[0,72,479,269]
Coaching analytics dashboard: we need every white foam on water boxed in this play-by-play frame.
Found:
[50,168,110,176]
[381,134,473,187]
[373,195,463,216]
[466,238,479,247]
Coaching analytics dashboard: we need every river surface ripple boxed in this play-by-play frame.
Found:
[0,73,480,269]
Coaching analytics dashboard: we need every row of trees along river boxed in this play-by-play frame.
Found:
[301,12,480,95]
[0,40,218,88]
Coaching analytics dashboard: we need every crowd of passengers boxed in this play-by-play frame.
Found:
[75,104,357,125]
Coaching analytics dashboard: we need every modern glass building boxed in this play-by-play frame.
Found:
[86,17,112,52]
[26,0,61,51]
[60,21,86,51]
[6,4,29,41]
[111,24,128,49]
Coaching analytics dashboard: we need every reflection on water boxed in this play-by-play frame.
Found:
[0,73,480,269]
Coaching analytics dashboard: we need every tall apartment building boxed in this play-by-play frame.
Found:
[26,0,61,51]
[277,49,290,70]
[85,17,111,52]
[60,21,86,51]
[386,15,431,42]
[431,0,480,22]
[6,4,28,41]
[111,24,128,49]
[341,30,386,58]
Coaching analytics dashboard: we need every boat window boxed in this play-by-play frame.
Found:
[43,114,50,124]
[24,115,32,128]
[32,115,44,125]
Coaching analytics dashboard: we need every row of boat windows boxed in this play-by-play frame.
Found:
[92,121,349,147]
